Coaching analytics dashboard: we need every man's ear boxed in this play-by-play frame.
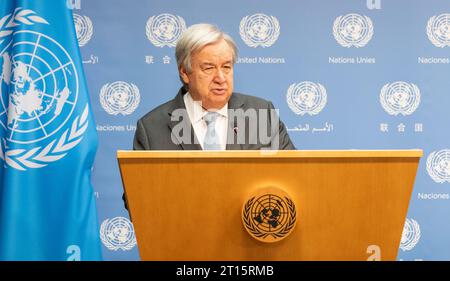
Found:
[179,66,190,84]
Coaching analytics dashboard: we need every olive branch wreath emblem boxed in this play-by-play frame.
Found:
[0,8,90,171]
[145,14,186,48]
[333,14,373,48]
[287,82,327,116]
[242,196,296,240]
[0,8,49,44]
[426,14,450,48]
[100,217,137,251]
[239,14,280,48]
[379,82,420,116]
[426,150,450,183]
[73,14,93,47]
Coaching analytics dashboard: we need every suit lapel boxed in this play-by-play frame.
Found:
[167,90,246,150]
[226,94,245,150]
[167,88,202,150]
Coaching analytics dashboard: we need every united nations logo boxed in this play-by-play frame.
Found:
[286,82,327,115]
[100,217,137,251]
[242,187,296,243]
[100,81,140,115]
[145,13,186,48]
[0,8,89,170]
[239,13,280,48]
[426,149,450,183]
[333,13,374,48]
[400,218,421,251]
[380,81,420,116]
[73,14,93,47]
[427,14,450,48]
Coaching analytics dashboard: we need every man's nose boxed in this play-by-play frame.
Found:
[213,69,226,83]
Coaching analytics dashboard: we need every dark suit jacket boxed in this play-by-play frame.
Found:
[133,87,295,150]
[124,88,295,210]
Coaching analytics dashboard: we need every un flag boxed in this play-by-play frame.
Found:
[0,1,102,260]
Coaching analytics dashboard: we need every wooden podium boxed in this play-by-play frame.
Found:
[117,150,422,261]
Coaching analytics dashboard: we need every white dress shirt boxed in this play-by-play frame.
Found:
[183,92,228,150]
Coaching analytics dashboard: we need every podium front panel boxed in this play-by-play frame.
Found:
[118,150,422,261]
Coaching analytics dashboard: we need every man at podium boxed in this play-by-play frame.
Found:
[133,23,295,151]
[118,24,422,263]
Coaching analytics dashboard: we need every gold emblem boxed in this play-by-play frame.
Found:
[242,187,296,243]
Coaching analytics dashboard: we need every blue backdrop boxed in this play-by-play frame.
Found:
[72,0,450,260]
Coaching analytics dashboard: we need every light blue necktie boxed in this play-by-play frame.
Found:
[203,111,221,150]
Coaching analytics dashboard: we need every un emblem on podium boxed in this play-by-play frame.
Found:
[242,187,296,243]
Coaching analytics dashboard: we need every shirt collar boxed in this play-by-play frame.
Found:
[184,92,228,124]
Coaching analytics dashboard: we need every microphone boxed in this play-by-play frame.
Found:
[232,120,243,150]
[232,119,239,135]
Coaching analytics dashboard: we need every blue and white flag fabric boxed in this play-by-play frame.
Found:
[0,0,102,260]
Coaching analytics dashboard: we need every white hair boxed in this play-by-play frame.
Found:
[175,23,238,74]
